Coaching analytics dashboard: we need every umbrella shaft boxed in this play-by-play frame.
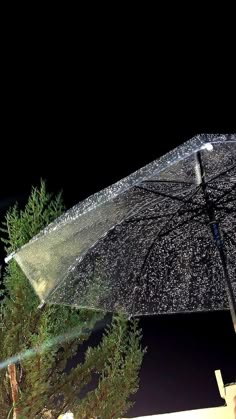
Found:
[197,151,236,332]
[215,233,236,332]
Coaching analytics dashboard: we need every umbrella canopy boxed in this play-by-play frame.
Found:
[6,134,236,328]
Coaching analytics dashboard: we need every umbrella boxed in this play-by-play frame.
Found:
[6,134,236,331]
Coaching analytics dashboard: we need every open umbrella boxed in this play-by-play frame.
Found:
[6,134,236,331]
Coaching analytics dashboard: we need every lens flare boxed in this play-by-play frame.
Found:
[0,318,107,371]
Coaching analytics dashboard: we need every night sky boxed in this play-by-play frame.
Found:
[1,79,236,416]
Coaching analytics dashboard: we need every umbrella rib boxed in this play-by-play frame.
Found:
[216,204,236,214]
[125,214,175,223]
[123,184,202,224]
[125,206,202,224]
[124,185,201,224]
[215,193,236,207]
[135,185,199,204]
[158,209,206,239]
[138,207,205,284]
[144,179,194,185]
[213,184,236,206]
[103,209,205,268]
[206,162,236,185]
[207,183,232,194]
[82,208,201,266]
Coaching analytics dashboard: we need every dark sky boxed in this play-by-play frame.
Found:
[1,67,236,416]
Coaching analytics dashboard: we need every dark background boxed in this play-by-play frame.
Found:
[1,33,235,415]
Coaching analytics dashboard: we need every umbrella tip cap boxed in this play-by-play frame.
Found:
[201,143,214,151]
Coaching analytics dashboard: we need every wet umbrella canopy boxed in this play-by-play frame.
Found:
[6,134,236,330]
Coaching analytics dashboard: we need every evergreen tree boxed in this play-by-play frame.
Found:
[0,182,145,418]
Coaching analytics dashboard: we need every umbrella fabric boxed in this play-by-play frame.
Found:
[7,134,236,319]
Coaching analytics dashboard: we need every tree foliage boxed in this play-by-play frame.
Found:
[0,181,145,418]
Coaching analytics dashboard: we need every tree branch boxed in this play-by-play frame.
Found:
[7,363,20,419]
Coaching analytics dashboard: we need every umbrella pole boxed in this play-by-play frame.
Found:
[197,151,236,333]
[215,240,236,332]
